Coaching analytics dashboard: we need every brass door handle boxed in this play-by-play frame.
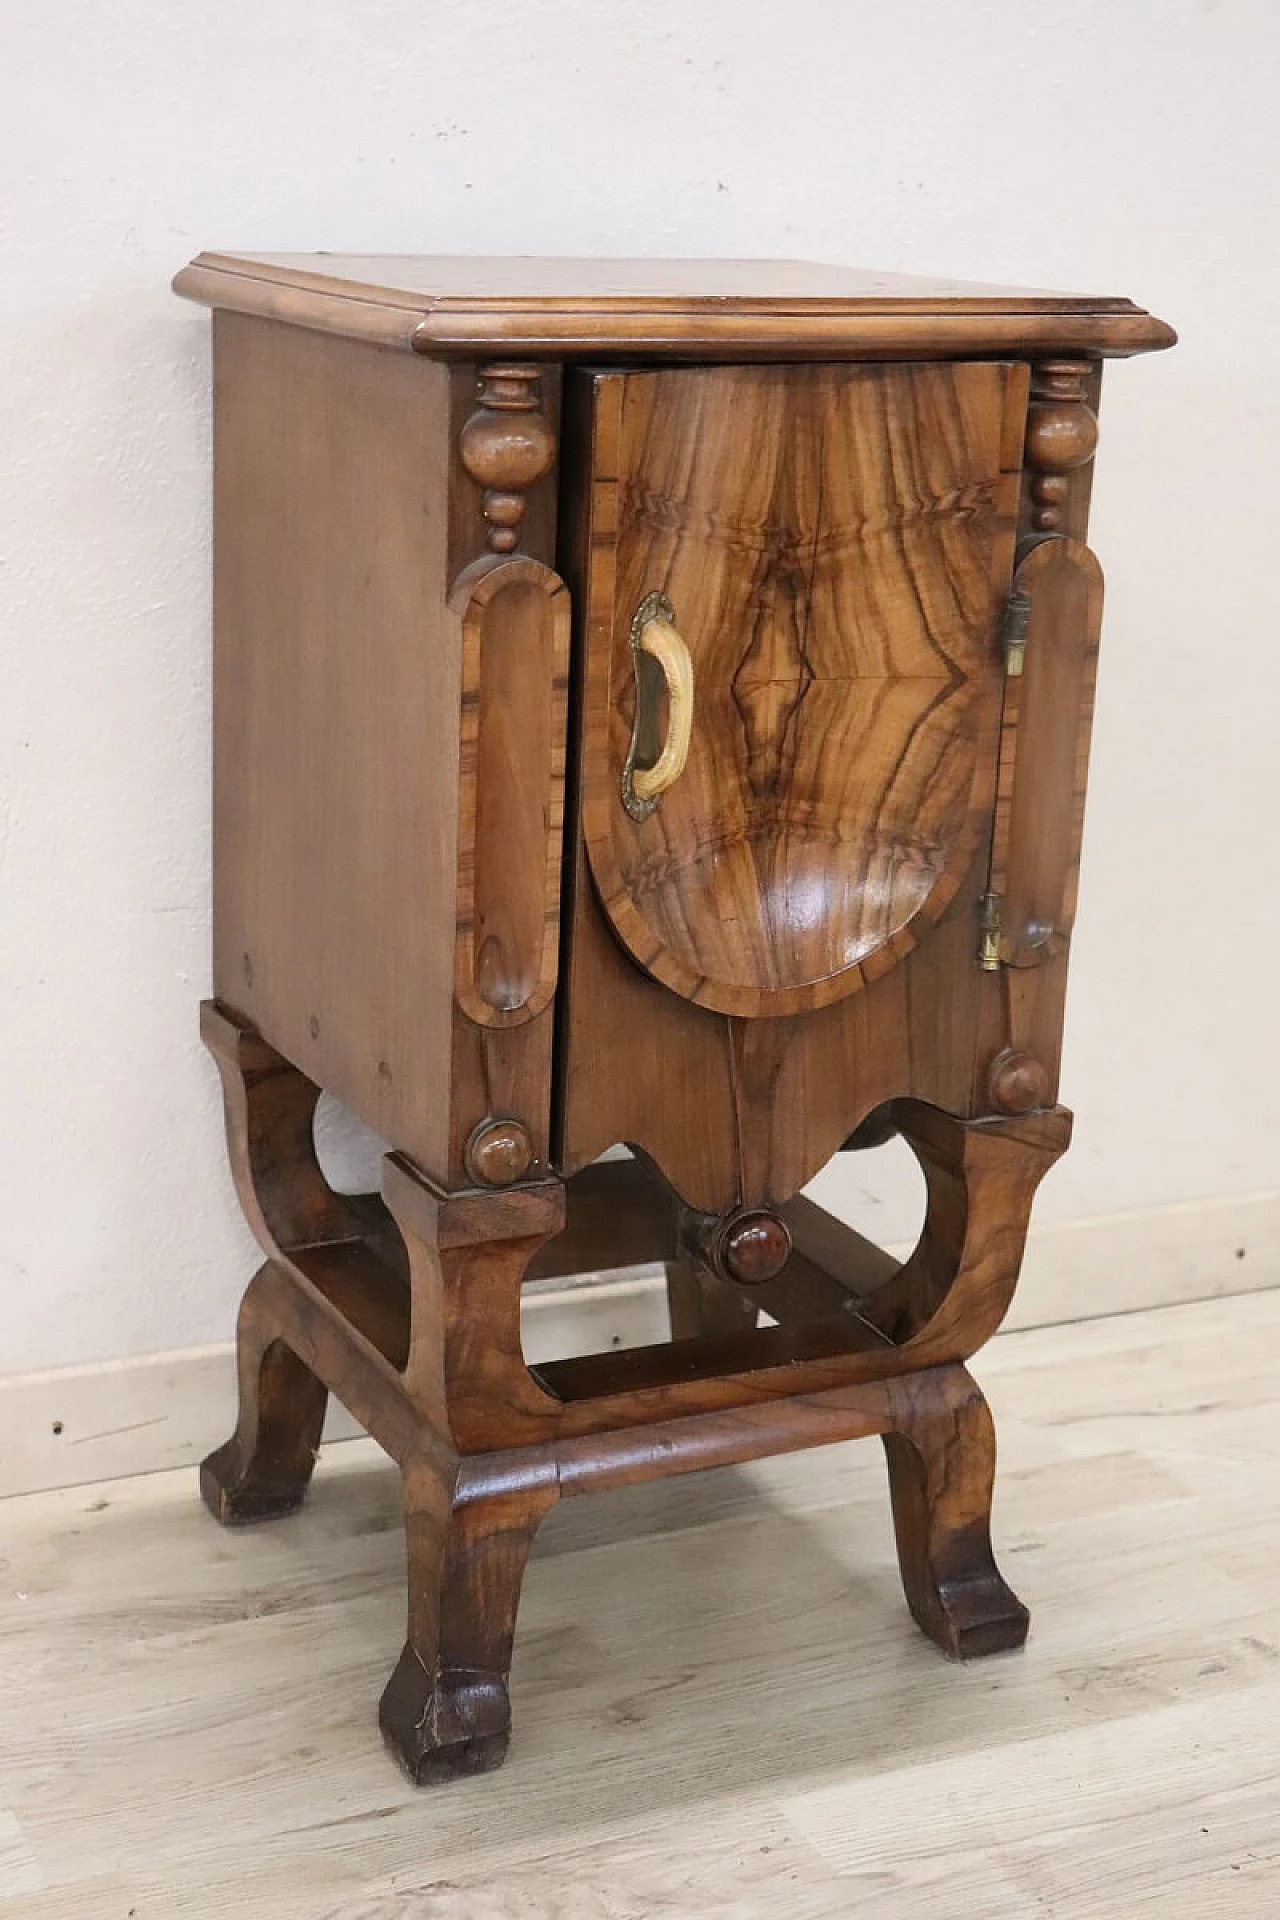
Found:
[622,592,695,820]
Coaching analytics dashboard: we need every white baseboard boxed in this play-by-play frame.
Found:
[2,1189,1276,1502]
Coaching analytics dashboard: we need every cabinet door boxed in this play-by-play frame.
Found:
[577,362,1028,1017]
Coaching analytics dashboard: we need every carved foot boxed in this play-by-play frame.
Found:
[882,1363,1028,1659]
[379,1453,559,1785]
[379,1644,512,1784]
[200,1268,329,1524]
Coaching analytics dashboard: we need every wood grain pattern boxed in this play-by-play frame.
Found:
[536,1103,1069,1438]
[554,827,744,1212]
[198,1002,1063,1778]
[209,313,460,1177]
[382,1154,567,1456]
[882,1363,1028,1657]
[1023,358,1100,532]
[174,252,1177,361]
[381,1450,560,1782]
[987,537,1105,969]
[558,362,1027,1216]
[987,1046,1052,1115]
[199,1302,329,1524]
[450,555,570,1029]
[209,320,565,1188]
[973,359,1107,1114]
[443,364,566,1180]
[580,362,1025,1018]
[555,364,745,1207]
[446,363,562,584]
[559,816,1001,1214]
[186,266,1173,1789]
[457,363,556,554]
[526,1156,681,1281]
[197,1005,424,1472]
[199,996,1063,1456]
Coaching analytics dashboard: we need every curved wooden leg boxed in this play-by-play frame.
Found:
[200,1263,329,1524]
[860,1101,1072,1355]
[379,1452,559,1784]
[198,1001,373,1523]
[881,1363,1028,1659]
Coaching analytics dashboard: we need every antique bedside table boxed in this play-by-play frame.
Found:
[174,253,1173,1782]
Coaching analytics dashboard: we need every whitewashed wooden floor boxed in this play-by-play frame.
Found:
[2,1290,1279,1919]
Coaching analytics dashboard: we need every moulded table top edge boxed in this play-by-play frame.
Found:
[172,253,1177,360]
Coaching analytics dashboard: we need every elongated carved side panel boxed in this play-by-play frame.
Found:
[579,362,1028,1020]
[987,537,1105,968]
[972,359,1103,1116]
[451,556,570,1029]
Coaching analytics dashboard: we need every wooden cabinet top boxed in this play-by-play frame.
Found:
[174,252,1174,362]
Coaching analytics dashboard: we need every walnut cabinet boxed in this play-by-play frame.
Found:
[174,254,1173,1781]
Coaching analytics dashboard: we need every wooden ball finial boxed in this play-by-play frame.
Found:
[987,1049,1051,1116]
[464,1116,534,1187]
[1025,360,1099,533]
[721,1210,792,1285]
[460,364,555,555]
[1024,403,1099,476]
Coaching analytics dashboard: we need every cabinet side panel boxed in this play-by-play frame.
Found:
[211,313,456,1174]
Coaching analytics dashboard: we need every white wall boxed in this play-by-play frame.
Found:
[3,0,1277,1374]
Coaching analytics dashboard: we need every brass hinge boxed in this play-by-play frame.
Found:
[1001,590,1032,677]
[978,891,1003,971]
